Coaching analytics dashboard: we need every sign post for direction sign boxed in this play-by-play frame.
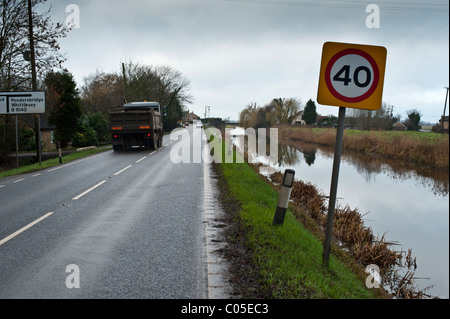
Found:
[0,91,46,167]
[317,42,387,266]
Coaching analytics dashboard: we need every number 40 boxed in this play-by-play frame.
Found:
[333,65,372,88]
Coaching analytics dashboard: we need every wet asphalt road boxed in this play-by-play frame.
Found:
[0,127,209,298]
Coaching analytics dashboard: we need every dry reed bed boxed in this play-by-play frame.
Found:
[278,126,449,171]
[269,170,433,298]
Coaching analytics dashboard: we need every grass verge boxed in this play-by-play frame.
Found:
[0,147,111,178]
[208,130,382,298]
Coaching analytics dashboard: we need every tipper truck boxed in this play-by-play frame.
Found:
[109,102,163,152]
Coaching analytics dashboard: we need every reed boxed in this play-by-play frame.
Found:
[332,206,374,246]
[268,171,432,298]
[278,126,449,171]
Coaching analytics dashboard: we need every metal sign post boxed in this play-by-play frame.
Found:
[1,91,46,166]
[321,106,346,266]
[15,115,19,168]
[317,42,387,266]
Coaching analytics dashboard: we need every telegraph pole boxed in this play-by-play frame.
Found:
[442,87,449,132]
[205,106,210,124]
[122,63,128,103]
[27,0,41,165]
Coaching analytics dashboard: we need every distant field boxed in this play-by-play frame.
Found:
[420,125,433,131]
[279,126,449,171]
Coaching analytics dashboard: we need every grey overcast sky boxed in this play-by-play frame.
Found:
[45,0,449,122]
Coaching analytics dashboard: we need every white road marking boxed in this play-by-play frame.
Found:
[0,185,5,189]
[149,151,156,156]
[0,212,54,246]
[47,161,77,172]
[202,132,221,298]
[136,156,147,163]
[46,153,105,172]
[13,178,25,183]
[113,165,132,176]
[72,180,107,200]
[32,173,41,177]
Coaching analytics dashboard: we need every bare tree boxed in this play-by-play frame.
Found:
[0,0,69,91]
[81,62,193,131]
[239,102,258,127]
[1,0,69,165]
[122,61,193,110]
[347,103,394,130]
[271,98,301,125]
[1,0,29,90]
[122,62,193,130]
[154,65,193,107]
[81,72,124,114]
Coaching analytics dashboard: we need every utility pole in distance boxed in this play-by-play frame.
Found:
[442,87,449,133]
[27,0,41,165]
[122,63,128,103]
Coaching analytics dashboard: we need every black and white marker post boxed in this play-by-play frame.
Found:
[272,169,295,226]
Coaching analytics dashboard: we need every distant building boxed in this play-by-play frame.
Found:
[40,114,57,150]
[292,111,306,126]
[316,115,332,127]
[392,121,407,131]
[20,113,57,151]
[439,116,449,134]
[181,111,200,123]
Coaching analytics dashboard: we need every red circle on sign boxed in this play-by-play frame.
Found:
[325,48,380,103]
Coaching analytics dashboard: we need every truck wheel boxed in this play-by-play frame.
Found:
[157,132,162,148]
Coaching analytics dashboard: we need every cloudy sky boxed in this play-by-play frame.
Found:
[44,0,449,123]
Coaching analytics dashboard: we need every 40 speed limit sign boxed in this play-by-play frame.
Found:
[317,42,387,110]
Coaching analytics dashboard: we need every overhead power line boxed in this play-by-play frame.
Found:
[219,0,449,13]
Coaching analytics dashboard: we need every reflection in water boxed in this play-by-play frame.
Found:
[278,144,317,167]
[278,138,449,197]
[277,144,300,166]
[303,151,316,167]
[231,128,449,298]
[233,129,449,197]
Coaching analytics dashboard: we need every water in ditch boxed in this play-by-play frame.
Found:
[229,127,449,298]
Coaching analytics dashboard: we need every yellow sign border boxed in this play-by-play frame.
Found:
[317,42,387,110]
